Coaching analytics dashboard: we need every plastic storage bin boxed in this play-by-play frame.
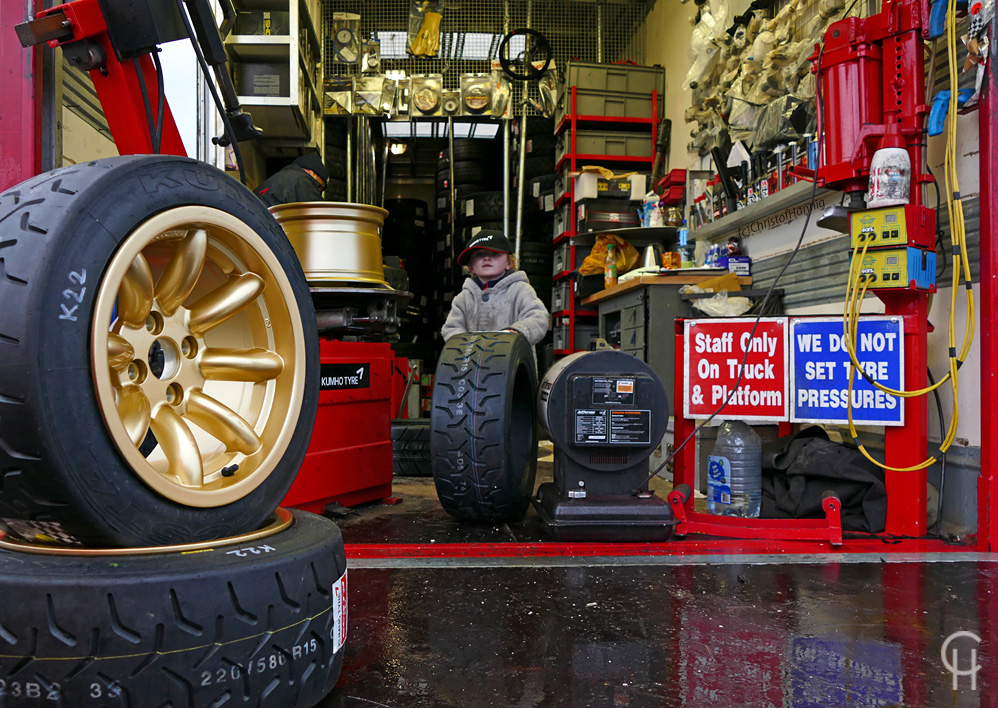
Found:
[557,130,653,164]
[555,88,663,126]
[562,61,665,96]
[552,280,573,313]
[554,203,571,238]
[553,317,600,352]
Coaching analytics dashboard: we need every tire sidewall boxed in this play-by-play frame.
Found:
[27,156,319,545]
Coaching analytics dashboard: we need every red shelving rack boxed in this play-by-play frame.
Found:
[554,84,660,355]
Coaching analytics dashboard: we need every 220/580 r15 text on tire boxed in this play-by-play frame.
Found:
[430,333,538,522]
[0,510,347,708]
[0,156,319,547]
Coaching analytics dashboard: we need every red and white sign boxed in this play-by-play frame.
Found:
[683,318,789,421]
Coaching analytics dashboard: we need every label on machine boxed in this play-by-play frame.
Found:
[575,409,608,443]
[319,363,371,390]
[609,410,652,444]
[574,409,651,444]
[591,377,636,406]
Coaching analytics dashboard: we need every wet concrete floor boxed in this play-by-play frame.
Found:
[321,561,997,708]
[319,446,998,707]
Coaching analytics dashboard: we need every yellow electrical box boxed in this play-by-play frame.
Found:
[852,247,937,291]
[849,204,936,249]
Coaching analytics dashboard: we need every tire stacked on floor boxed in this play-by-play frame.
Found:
[0,156,347,706]
[436,139,504,215]
[324,120,349,202]
[383,198,437,364]
[434,138,506,318]
[512,118,559,371]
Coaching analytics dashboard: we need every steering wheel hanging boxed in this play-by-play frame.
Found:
[498,28,552,81]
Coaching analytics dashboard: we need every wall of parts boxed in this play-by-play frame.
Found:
[322,0,655,111]
[636,0,983,529]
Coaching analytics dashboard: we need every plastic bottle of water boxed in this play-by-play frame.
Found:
[707,420,762,517]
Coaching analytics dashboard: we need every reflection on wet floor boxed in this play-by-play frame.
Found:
[336,445,683,546]
[324,445,996,707]
[320,561,996,708]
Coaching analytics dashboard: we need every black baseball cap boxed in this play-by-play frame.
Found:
[457,230,513,265]
[294,154,329,187]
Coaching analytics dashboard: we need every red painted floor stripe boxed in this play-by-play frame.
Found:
[344,537,968,559]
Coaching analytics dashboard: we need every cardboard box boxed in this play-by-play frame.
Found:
[576,198,640,234]
[719,255,751,276]
[574,171,648,201]
[234,63,289,97]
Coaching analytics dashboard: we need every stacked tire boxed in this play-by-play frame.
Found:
[513,118,558,369]
[383,198,437,364]
[324,120,349,202]
[0,156,347,707]
[436,138,504,215]
[512,117,557,187]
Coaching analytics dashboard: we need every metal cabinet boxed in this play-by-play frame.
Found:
[597,284,692,404]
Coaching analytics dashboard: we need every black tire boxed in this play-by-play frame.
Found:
[325,121,348,149]
[324,146,347,181]
[384,198,429,221]
[437,161,497,186]
[450,139,500,162]
[528,174,557,194]
[392,418,432,477]
[458,191,505,224]
[326,177,348,202]
[522,213,555,242]
[519,242,554,276]
[430,333,538,522]
[522,154,555,181]
[0,156,320,547]
[0,510,347,708]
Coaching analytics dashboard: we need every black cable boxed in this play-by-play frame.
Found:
[637,43,827,493]
[927,367,947,537]
[174,0,247,184]
[152,48,165,154]
[133,56,159,154]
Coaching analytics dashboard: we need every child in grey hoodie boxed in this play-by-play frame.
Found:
[441,231,550,345]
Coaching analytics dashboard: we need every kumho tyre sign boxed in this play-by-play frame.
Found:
[683,318,789,422]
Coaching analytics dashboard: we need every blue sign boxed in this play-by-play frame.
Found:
[790,317,904,426]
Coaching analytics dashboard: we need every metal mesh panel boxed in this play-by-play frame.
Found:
[322,0,654,113]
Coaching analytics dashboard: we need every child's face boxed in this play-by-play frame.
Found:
[467,249,510,280]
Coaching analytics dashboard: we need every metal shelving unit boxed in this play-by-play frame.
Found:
[225,0,322,151]
[552,78,663,357]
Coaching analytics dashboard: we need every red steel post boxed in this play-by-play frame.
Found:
[979,14,998,551]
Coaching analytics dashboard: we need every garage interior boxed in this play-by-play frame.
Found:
[3,0,998,705]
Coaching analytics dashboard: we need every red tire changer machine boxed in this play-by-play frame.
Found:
[14,0,410,513]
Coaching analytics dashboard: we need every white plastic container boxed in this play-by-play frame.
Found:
[867,122,911,208]
[707,420,763,517]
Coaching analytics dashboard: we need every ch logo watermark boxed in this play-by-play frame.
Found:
[941,631,982,690]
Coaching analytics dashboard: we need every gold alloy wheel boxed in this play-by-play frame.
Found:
[91,206,306,507]
[0,509,294,556]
